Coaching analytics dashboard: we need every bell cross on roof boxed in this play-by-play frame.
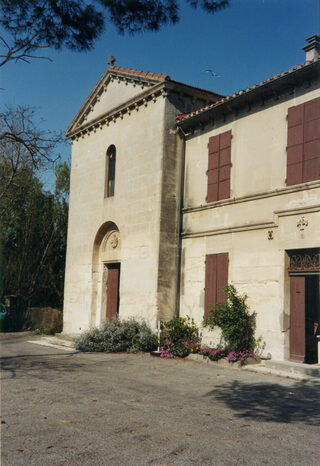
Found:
[108,55,116,66]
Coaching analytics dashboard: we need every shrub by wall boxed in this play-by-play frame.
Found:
[203,285,256,352]
[160,316,201,358]
[74,318,157,353]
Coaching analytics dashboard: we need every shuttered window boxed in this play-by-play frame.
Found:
[207,130,231,202]
[287,97,320,186]
[204,253,229,318]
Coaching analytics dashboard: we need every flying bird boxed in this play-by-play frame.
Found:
[205,69,221,78]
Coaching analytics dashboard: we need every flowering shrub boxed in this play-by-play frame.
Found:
[159,316,200,358]
[200,346,256,363]
[160,340,186,358]
[183,340,201,354]
[200,346,225,361]
[226,349,256,362]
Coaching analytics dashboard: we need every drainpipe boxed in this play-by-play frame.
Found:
[174,126,187,317]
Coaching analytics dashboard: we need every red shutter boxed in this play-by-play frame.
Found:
[217,253,229,304]
[287,103,304,186]
[303,97,320,183]
[207,135,219,202]
[204,253,228,318]
[207,131,231,202]
[204,254,217,318]
[287,97,320,186]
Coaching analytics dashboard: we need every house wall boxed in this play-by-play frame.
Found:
[86,79,149,124]
[180,84,320,360]
[64,93,174,334]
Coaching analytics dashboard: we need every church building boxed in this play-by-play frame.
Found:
[64,37,320,364]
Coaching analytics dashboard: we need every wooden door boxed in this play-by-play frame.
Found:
[290,276,306,362]
[106,265,120,322]
[305,275,319,363]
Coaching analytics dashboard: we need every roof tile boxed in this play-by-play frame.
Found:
[109,65,169,81]
[178,59,319,123]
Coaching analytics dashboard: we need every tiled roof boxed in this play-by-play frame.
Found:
[109,65,169,81]
[169,79,224,98]
[177,59,319,123]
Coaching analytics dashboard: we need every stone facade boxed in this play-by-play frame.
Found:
[179,84,320,361]
[63,66,220,334]
[64,39,320,363]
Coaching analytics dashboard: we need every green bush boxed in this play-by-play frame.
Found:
[160,316,201,358]
[74,318,157,353]
[203,285,256,352]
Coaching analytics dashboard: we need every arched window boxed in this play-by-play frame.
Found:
[105,145,116,197]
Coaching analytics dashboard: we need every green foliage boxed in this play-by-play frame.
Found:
[74,318,157,353]
[55,161,70,202]
[0,0,231,66]
[0,0,104,66]
[203,285,256,351]
[0,106,66,313]
[160,316,200,358]
[162,316,198,343]
[1,163,68,312]
[97,1,230,34]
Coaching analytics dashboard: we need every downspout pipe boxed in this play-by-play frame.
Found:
[174,126,187,317]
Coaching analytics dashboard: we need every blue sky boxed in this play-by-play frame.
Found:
[1,0,319,188]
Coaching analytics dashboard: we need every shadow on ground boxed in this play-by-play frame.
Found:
[0,352,82,380]
[205,380,320,425]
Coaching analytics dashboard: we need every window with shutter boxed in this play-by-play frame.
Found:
[204,253,229,318]
[207,130,231,202]
[287,96,320,186]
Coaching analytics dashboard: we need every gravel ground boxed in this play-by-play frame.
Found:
[1,332,319,466]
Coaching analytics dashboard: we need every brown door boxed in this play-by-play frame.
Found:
[290,276,306,362]
[305,275,319,363]
[106,264,120,322]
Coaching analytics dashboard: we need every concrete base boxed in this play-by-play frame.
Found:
[244,359,320,382]
[263,360,320,379]
[187,353,259,368]
[28,335,76,351]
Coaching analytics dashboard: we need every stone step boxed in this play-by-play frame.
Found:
[40,336,75,348]
[263,360,320,379]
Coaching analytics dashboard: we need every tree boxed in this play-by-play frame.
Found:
[1,163,69,311]
[102,0,230,33]
[0,0,230,65]
[0,105,62,202]
[0,106,65,312]
[0,0,104,66]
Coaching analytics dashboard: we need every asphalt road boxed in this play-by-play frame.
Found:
[1,332,319,466]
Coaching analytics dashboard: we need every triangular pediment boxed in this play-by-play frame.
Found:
[66,66,169,136]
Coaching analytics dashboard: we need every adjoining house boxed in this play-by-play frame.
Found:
[64,36,320,364]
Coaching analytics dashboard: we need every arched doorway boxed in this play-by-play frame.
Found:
[91,222,121,325]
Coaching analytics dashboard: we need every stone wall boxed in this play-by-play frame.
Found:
[180,83,320,360]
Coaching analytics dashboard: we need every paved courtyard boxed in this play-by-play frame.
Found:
[1,332,319,465]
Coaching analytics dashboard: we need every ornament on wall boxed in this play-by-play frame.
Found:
[101,231,119,252]
[268,231,274,240]
[297,216,308,231]
[109,232,119,249]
